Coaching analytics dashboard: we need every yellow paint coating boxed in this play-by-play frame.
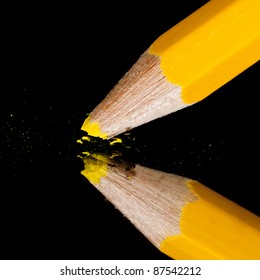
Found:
[160,180,260,259]
[81,154,109,184]
[81,115,107,139]
[149,0,260,104]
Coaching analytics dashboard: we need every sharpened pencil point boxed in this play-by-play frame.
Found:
[81,115,108,139]
[81,153,109,184]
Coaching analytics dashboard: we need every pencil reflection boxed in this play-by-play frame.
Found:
[79,151,260,260]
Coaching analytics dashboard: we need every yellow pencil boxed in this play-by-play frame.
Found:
[81,154,260,260]
[81,0,260,139]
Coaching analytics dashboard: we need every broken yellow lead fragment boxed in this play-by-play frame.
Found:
[109,138,122,145]
[77,135,91,144]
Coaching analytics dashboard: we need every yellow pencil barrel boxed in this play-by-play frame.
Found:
[161,180,260,260]
[150,0,260,104]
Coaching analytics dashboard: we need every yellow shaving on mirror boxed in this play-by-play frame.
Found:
[109,138,122,145]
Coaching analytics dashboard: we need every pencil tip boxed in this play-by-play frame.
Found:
[77,128,136,184]
[81,115,107,139]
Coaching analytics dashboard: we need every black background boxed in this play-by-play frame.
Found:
[1,1,259,260]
